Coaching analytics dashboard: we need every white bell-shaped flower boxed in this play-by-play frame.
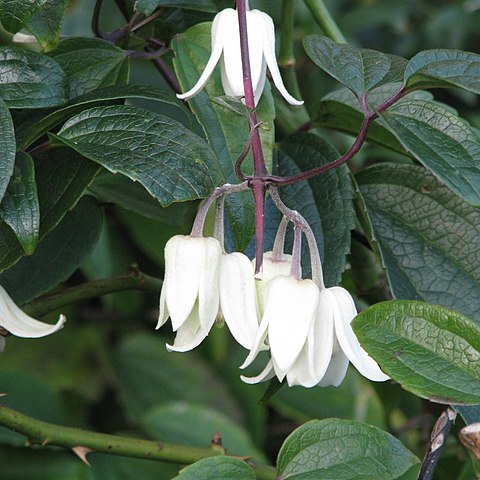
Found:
[176,7,303,106]
[157,235,222,352]
[241,284,389,387]
[241,275,319,383]
[0,285,65,349]
[219,252,260,349]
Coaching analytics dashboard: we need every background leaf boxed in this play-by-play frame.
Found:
[0,152,39,255]
[26,0,69,51]
[0,0,44,33]
[0,196,102,304]
[303,35,407,98]
[174,457,255,480]
[276,133,354,285]
[379,99,480,206]
[357,163,480,324]
[277,419,418,479]
[0,47,66,108]
[54,105,220,206]
[135,0,218,16]
[0,97,16,203]
[353,300,480,404]
[50,38,129,99]
[404,49,480,94]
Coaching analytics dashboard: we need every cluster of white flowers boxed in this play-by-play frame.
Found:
[157,227,388,388]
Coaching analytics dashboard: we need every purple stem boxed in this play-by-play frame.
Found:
[236,0,268,273]
[269,87,408,186]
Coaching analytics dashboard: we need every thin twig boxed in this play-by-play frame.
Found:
[417,408,456,480]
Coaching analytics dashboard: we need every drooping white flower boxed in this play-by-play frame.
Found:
[176,7,304,106]
[241,284,389,387]
[157,235,222,352]
[0,285,66,350]
[241,275,320,384]
[219,252,260,349]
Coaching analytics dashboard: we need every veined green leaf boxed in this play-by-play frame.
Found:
[303,35,407,98]
[353,300,480,404]
[0,153,39,255]
[277,419,418,479]
[54,105,220,206]
[0,97,15,203]
[405,49,480,94]
[357,163,480,324]
[0,47,66,108]
[50,38,129,99]
[174,457,255,480]
[135,0,218,16]
[380,99,480,206]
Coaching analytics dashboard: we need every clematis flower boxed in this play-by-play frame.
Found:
[0,285,65,351]
[241,283,389,387]
[219,252,260,349]
[176,6,304,106]
[157,235,222,352]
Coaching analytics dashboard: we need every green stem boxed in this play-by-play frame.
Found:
[22,270,163,317]
[0,406,276,479]
[303,0,346,43]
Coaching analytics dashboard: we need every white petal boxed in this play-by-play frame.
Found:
[247,10,268,99]
[176,9,228,100]
[317,337,350,387]
[307,290,335,384]
[239,311,270,369]
[260,12,304,106]
[156,281,169,329]
[285,344,318,387]
[268,277,319,380]
[219,9,244,97]
[330,287,389,382]
[166,304,208,352]
[219,253,259,349]
[198,237,222,333]
[241,359,275,384]
[0,286,66,338]
[253,59,267,106]
[164,236,203,331]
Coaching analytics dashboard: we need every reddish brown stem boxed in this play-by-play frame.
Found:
[237,0,267,273]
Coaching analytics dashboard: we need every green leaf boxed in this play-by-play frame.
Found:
[54,105,219,206]
[0,153,39,255]
[380,100,480,206]
[17,84,184,149]
[404,49,480,94]
[0,196,102,304]
[353,300,480,404]
[174,457,255,480]
[303,35,407,98]
[277,133,354,286]
[357,163,480,323]
[111,333,244,424]
[135,0,218,16]
[0,47,66,108]
[0,0,44,33]
[172,21,275,250]
[142,402,267,462]
[312,85,432,155]
[0,148,99,273]
[90,172,195,224]
[50,38,129,99]
[277,419,418,479]
[26,0,69,51]
[0,97,16,203]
